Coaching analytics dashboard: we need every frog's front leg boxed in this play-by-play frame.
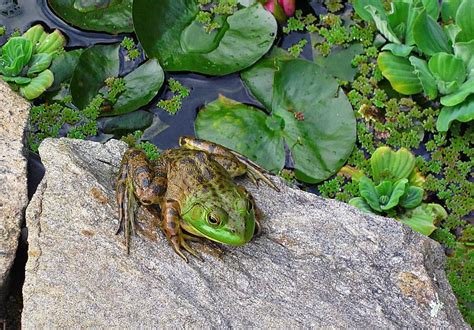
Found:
[116,148,167,253]
[161,199,201,262]
[179,136,279,191]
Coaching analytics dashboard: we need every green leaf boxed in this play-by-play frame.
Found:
[2,76,32,84]
[377,52,422,95]
[398,203,446,236]
[20,69,54,100]
[454,40,474,77]
[22,25,46,51]
[428,52,466,94]
[387,1,410,41]
[35,30,66,55]
[313,44,365,82]
[101,110,153,135]
[441,0,462,23]
[48,0,133,33]
[48,49,83,91]
[366,5,401,43]
[444,24,462,44]
[437,94,474,131]
[379,178,408,211]
[133,1,277,75]
[0,37,33,76]
[413,10,451,56]
[70,44,120,109]
[440,77,474,106]
[272,59,356,183]
[352,0,385,22]
[241,47,291,111]
[421,0,439,20]
[195,96,286,172]
[455,0,474,42]
[105,59,164,116]
[371,146,416,183]
[359,176,382,212]
[382,43,414,57]
[409,56,438,99]
[27,53,53,77]
[348,197,374,214]
[399,186,423,209]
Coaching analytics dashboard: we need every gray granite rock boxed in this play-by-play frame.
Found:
[0,80,30,302]
[22,138,468,328]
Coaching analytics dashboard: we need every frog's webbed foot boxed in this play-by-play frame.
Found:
[179,136,280,192]
[161,199,202,262]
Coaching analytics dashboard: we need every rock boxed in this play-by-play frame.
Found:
[0,81,30,302]
[22,138,468,328]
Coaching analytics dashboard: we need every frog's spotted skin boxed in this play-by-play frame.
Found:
[116,137,278,262]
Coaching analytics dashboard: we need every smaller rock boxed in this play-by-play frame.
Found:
[0,81,30,302]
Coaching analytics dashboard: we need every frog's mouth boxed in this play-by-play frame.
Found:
[180,214,255,246]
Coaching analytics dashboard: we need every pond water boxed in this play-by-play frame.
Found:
[1,0,318,197]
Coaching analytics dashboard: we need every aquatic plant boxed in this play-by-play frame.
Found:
[353,0,474,131]
[0,24,65,99]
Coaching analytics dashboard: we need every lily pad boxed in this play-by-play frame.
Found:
[70,44,120,109]
[196,59,356,183]
[133,1,277,75]
[48,49,83,91]
[313,44,364,82]
[104,59,164,116]
[101,110,153,135]
[47,0,133,33]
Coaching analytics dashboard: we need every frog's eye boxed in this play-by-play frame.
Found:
[207,214,221,226]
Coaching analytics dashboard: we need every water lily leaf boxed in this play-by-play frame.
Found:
[399,186,423,209]
[382,43,414,57]
[313,44,364,82]
[272,59,356,183]
[441,0,461,23]
[380,179,408,211]
[48,49,83,91]
[352,0,385,22]
[413,10,451,56]
[104,59,164,116]
[348,197,375,214]
[409,56,438,100]
[20,69,54,100]
[428,52,466,92]
[455,0,474,42]
[371,146,416,183]
[366,5,401,44]
[133,1,277,75]
[47,0,133,33]
[377,52,422,95]
[101,110,153,135]
[0,37,33,76]
[359,176,382,212]
[454,40,474,77]
[70,44,120,109]
[398,203,446,236]
[195,96,286,172]
[241,47,291,111]
[437,94,474,131]
[27,53,53,77]
[440,77,474,106]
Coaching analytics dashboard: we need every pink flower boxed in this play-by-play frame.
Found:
[263,0,295,18]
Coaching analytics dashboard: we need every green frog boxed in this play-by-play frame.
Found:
[116,136,279,262]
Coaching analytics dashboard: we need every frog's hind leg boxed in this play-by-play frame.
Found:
[161,199,201,262]
[179,136,279,191]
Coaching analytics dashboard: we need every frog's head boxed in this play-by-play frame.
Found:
[180,190,256,246]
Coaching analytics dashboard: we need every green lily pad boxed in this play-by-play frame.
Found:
[103,59,164,116]
[47,0,133,33]
[70,44,120,109]
[101,110,153,135]
[437,94,474,131]
[195,96,285,172]
[197,59,356,183]
[132,1,277,75]
[377,52,422,95]
[313,44,364,82]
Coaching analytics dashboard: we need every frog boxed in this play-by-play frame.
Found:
[116,136,279,262]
